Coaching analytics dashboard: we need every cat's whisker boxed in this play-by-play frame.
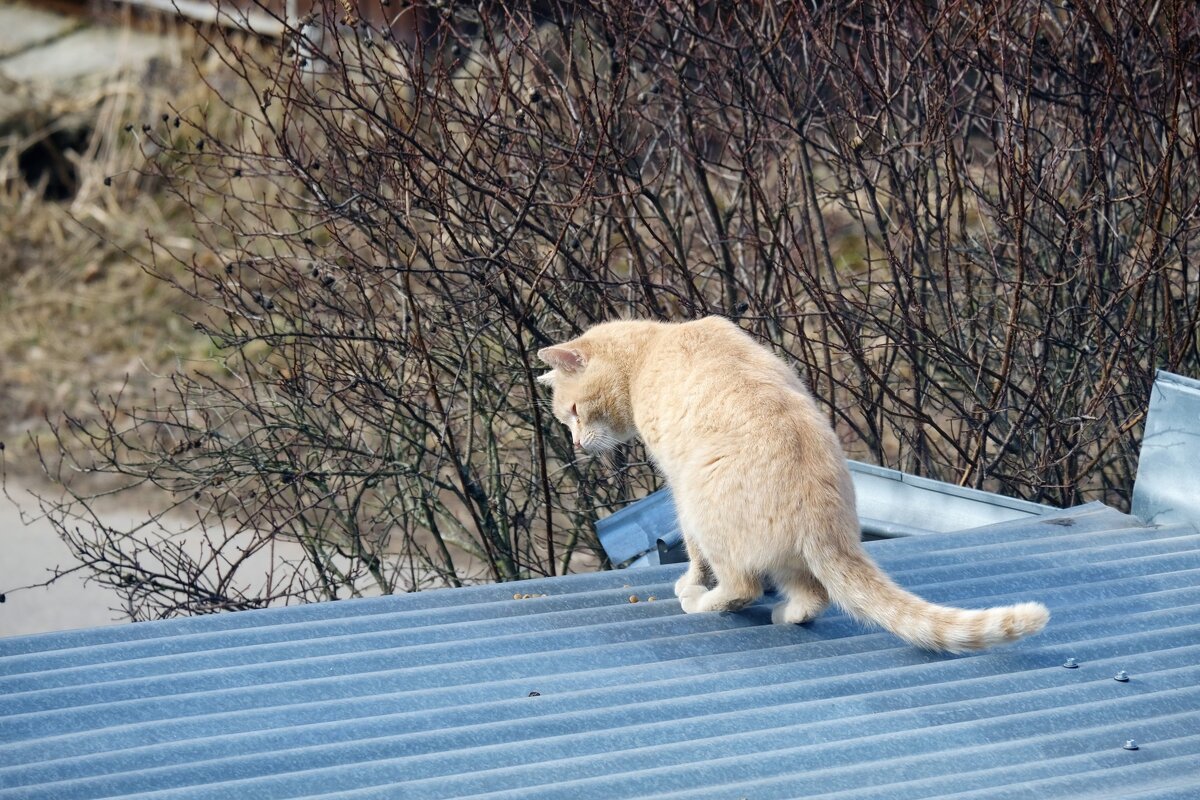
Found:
[597,448,623,474]
[581,430,622,460]
[568,452,594,470]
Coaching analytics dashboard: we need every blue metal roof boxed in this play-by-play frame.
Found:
[1,501,1198,798]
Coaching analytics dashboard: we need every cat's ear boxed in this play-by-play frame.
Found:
[537,344,588,373]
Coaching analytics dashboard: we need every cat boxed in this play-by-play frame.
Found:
[537,316,1049,652]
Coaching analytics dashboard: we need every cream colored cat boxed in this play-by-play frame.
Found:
[537,316,1049,652]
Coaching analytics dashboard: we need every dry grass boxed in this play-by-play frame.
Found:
[0,25,268,479]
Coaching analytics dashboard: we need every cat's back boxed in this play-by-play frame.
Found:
[631,317,815,435]
[630,317,839,491]
[647,317,801,392]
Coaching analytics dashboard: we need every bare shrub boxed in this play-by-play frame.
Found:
[9,0,1199,618]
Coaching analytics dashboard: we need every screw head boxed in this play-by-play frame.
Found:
[1063,657,1080,669]
[1123,739,1139,750]
[1114,670,1130,682]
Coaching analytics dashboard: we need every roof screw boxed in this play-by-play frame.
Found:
[1063,657,1080,669]
[1123,739,1139,751]
[1114,670,1130,682]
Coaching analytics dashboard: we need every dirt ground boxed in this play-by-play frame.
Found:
[1,478,127,636]
[0,16,238,637]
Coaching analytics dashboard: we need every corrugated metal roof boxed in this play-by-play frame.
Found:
[2,501,1198,799]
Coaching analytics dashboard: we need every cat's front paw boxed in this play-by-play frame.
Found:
[678,584,708,613]
[674,576,699,598]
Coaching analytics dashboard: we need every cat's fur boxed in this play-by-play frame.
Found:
[537,316,1049,652]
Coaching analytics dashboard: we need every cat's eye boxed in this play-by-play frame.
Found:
[569,403,578,418]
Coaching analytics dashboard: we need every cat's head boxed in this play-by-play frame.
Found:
[537,338,636,454]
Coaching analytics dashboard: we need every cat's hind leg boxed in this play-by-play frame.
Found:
[673,532,712,597]
[678,562,761,614]
[770,565,830,625]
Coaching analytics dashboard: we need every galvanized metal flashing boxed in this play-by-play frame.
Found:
[1133,369,1200,526]
[849,459,1052,536]
[1,502,1198,799]
[598,459,1052,567]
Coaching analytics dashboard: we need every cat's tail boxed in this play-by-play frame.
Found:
[804,539,1049,653]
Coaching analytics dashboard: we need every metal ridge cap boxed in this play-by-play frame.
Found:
[848,459,1056,514]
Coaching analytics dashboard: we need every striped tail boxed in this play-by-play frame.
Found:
[806,540,1049,653]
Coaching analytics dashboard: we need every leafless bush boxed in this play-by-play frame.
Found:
[12,0,1199,618]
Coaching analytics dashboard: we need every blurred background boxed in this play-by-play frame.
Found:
[2,0,206,634]
[3,0,1198,636]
